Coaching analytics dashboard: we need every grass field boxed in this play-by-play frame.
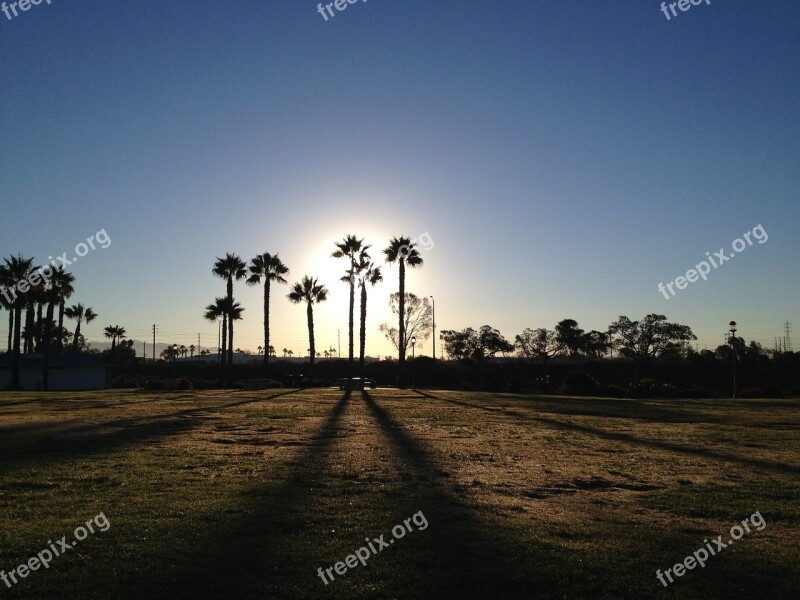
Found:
[0,388,798,599]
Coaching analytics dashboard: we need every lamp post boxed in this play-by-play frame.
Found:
[411,335,416,390]
[729,321,737,398]
[430,296,435,361]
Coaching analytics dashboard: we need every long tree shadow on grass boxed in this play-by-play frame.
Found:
[414,389,790,427]
[419,391,800,476]
[359,390,551,598]
[0,416,202,476]
[123,390,354,599]
[0,390,300,476]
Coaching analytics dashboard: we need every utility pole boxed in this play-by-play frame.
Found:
[338,329,341,359]
[198,333,201,355]
[143,341,146,361]
[784,321,793,352]
[152,324,158,364]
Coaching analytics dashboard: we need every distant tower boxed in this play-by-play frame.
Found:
[784,321,793,352]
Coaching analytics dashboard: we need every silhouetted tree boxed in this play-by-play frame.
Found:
[356,249,382,376]
[333,235,365,371]
[247,252,289,376]
[288,276,328,374]
[555,319,585,356]
[379,293,432,357]
[515,327,560,387]
[50,267,75,353]
[440,325,514,362]
[204,297,228,367]
[383,237,423,384]
[609,314,696,382]
[65,303,97,353]
[213,253,247,373]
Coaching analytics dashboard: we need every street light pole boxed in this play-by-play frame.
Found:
[729,321,737,398]
[411,336,416,390]
[430,296,435,361]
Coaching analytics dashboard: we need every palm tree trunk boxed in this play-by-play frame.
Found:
[25,305,34,354]
[11,307,22,389]
[7,309,13,352]
[72,320,82,352]
[398,259,406,384]
[348,271,355,367]
[36,302,43,351]
[221,314,227,367]
[227,278,234,368]
[359,284,367,377]
[307,301,315,375]
[42,301,55,390]
[263,281,270,375]
[57,302,65,352]
[229,314,235,373]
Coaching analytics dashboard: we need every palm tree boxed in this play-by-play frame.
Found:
[104,325,126,350]
[332,235,365,371]
[204,297,228,366]
[212,253,247,370]
[288,276,328,373]
[190,344,195,358]
[356,250,383,376]
[65,304,98,352]
[383,237,423,384]
[0,264,13,353]
[41,277,61,390]
[287,349,294,358]
[23,279,45,354]
[247,252,289,376]
[226,298,244,372]
[104,326,115,349]
[50,267,75,353]
[3,255,34,388]
[179,344,187,358]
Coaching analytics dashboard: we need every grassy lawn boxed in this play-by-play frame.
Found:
[0,388,798,599]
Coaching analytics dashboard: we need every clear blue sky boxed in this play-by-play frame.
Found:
[1,0,798,357]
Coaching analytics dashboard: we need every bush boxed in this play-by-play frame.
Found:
[111,374,140,389]
[560,372,600,396]
[737,385,783,398]
[189,378,216,390]
[176,378,194,391]
[144,379,168,391]
[670,387,715,399]
[603,384,629,397]
[630,378,661,398]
